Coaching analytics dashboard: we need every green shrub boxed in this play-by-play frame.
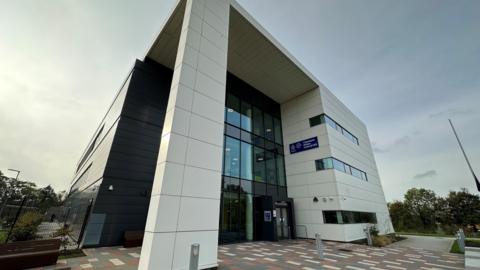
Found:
[373,235,392,247]
[11,211,43,241]
[369,226,379,236]
[0,231,7,243]
[466,239,480,248]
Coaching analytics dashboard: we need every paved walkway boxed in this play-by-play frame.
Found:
[389,235,455,253]
[29,239,464,270]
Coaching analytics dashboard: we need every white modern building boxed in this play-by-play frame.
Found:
[65,0,393,269]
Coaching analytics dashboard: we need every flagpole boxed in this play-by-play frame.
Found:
[449,119,480,191]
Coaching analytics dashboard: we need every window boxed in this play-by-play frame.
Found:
[240,142,253,180]
[265,151,276,185]
[309,114,359,145]
[241,101,252,132]
[276,156,286,186]
[315,158,333,170]
[324,115,337,129]
[226,94,241,127]
[264,113,274,141]
[323,211,338,224]
[253,147,265,182]
[350,167,363,179]
[333,158,346,173]
[252,107,263,136]
[77,124,104,173]
[315,157,367,181]
[323,211,377,224]
[309,115,322,127]
[273,118,283,144]
[224,136,240,177]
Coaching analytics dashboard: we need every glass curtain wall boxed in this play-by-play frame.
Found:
[220,84,287,244]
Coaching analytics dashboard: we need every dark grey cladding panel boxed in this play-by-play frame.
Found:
[121,58,173,126]
[86,58,173,247]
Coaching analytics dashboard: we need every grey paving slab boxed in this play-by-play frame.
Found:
[390,234,455,252]
[28,239,464,270]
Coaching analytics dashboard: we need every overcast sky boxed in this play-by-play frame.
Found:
[1,0,479,201]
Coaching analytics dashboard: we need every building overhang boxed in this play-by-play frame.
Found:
[146,0,320,104]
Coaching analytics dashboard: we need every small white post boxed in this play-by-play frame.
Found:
[315,233,324,260]
[189,243,200,270]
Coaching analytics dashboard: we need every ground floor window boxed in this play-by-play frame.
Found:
[322,210,377,224]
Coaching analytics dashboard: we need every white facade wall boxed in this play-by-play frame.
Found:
[139,0,230,269]
[282,87,393,242]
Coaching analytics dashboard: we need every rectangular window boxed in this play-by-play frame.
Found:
[315,158,333,170]
[226,94,241,127]
[350,167,363,179]
[276,156,286,186]
[273,118,283,144]
[224,136,240,177]
[310,114,359,145]
[323,211,377,224]
[253,146,265,182]
[315,157,367,181]
[264,113,274,141]
[323,211,338,224]
[240,142,253,180]
[309,115,322,127]
[241,101,252,132]
[324,115,337,129]
[333,158,346,173]
[265,151,276,185]
[252,107,264,136]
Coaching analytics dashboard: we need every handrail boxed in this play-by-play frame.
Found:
[296,224,308,238]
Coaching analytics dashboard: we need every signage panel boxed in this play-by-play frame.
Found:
[289,137,319,154]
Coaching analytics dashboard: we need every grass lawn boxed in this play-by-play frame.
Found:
[450,238,480,254]
[398,232,455,238]
[450,241,462,254]
[0,230,7,243]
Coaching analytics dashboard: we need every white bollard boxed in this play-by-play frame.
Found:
[189,243,200,270]
[315,233,324,260]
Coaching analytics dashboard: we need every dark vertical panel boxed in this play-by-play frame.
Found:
[78,59,173,247]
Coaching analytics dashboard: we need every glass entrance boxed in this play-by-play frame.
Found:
[276,207,290,239]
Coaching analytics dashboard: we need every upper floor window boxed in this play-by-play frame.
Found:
[309,114,359,145]
[315,157,368,181]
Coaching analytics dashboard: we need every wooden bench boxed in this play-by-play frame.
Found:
[0,238,61,270]
[123,231,144,248]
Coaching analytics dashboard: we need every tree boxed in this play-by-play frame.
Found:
[0,170,64,217]
[388,201,413,231]
[446,188,480,229]
[403,188,437,231]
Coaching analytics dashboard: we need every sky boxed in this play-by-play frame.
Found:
[0,0,479,202]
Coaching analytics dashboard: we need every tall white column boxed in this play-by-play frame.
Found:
[139,0,230,269]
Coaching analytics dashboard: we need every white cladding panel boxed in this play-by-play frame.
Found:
[139,0,229,269]
[281,87,393,242]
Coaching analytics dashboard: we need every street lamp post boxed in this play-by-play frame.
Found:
[7,169,20,180]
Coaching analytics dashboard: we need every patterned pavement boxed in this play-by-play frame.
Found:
[218,240,465,270]
[29,239,464,270]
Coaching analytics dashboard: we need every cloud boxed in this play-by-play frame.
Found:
[373,135,411,154]
[413,170,437,180]
[429,108,474,119]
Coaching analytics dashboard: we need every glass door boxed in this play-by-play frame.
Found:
[275,207,290,239]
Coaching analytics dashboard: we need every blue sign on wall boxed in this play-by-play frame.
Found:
[289,137,319,154]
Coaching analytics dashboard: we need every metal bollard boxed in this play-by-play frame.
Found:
[364,226,373,246]
[315,233,324,260]
[456,232,465,253]
[189,243,200,270]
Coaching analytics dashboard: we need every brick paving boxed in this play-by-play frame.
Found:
[218,240,465,270]
[29,239,464,270]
